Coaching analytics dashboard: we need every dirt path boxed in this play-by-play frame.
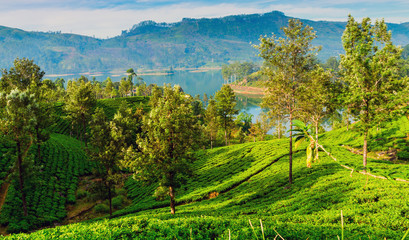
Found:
[228,84,266,96]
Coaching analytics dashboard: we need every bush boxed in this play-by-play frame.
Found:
[116,188,127,196]
[397,151,409,160]
[76,189,89,199]
[94,203,109,214]
[112,195,125,209]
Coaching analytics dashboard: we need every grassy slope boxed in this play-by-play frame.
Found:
[3,117,409,239]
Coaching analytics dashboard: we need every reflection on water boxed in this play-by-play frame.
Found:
[46,70,224,97]
[47,70,271,129]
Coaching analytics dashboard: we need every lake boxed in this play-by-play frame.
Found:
[46,69,265,123]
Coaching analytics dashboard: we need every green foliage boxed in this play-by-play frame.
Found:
[215,84,239,146]
[4,127,409,238]
[0,134,93,232]
[221,62,259,82]
[122,85,202,214]
[397,151,409,160]
[76,189,89,200]
[93,204,109,214]
[111,195,125,209]
[340,15,409,168]
[256,18,319,184]
[64,79,97,143]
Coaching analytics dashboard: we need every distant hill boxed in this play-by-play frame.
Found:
[1,11,409,74]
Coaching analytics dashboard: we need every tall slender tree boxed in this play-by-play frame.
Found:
[127,68,137,96]
[214,84,238,146]
[204,96,219,149]
[298,66,338,161]
[340,15,408,170]
[0,90,37,216]
[256,19,319,185]
[64,80,96,145]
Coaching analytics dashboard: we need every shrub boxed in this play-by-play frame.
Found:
[397,151,409,160]
[76,189,89,199]
[94,203,109,214]
[116,188,127,196]
[112,195,125,209]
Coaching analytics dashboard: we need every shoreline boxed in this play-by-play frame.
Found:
[228,84,266,97]
[44,67,222,78]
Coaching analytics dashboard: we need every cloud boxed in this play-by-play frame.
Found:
[0,3,269,38]
[0,0,408,38]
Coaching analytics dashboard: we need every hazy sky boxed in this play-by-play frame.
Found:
[0,0,408,38]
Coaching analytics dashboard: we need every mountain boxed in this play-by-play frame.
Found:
[1,11,409,74]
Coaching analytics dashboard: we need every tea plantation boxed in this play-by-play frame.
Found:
[0,96,149,233]
[2,115,409,239]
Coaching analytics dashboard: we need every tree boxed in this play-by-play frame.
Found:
[214,85,238,146]
[0,58,52,162]
[119,77,130,97]
[298,66,338,160]
[235,112,253,134]
[0,90,38,216]
[122,85,201,214]
[248,112,273,142]
[0,58,44,94]
[88,104,141,216]
[127,68,137,96]
[202,93,208,107]
[204,96,219,149]
[64,80,97,145]
[340,15,408,170]
[105,77,113,98]
[256,19,319,185]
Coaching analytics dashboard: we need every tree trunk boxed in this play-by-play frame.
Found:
[210,133,213,149]
[83,116,87,147]
[224,129,228,146]
[363,130,368,172]
[108,183,112,216]
[315,121,319,160]
[17,141,28,216]
[36,126,41,162]
[169,186,176,214]
[289,112,293,185]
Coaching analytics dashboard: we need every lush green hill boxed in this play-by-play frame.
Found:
[2,116,409,239]
[1,11,409,73]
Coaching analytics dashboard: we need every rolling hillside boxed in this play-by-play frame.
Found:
[1,11,409,73]
[2,116,409,239]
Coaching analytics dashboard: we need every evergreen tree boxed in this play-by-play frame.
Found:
[204,96,219,149]
[214,85,238,146]
[64,80,97,145]
[122,85,201,214]
[0,90,38,216]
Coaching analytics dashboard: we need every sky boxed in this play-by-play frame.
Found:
[0,0,408,39]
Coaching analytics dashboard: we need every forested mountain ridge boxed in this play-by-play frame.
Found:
[1,11,409,74]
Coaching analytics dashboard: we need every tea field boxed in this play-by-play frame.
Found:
[2,116,409,239]
[0,96,150,233]
[1,102,409,239]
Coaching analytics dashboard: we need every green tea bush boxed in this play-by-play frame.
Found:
[397,151,409,160]
[76,189,89,199]
[94,203,109,214]
[0,134,93,233]
[112,195,125,209]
